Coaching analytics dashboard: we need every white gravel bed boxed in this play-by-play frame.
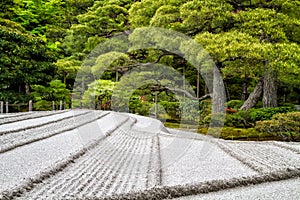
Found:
[0,110,67,125]
[272,141,300,154]
[173,177,300,200]
[0,111,128,196]
[0,127,83,193]
[0,110,107,153]
[218,141,300,173]
[19,124,158,199]
[0,110,73,133]
[160,136,257,187]
[77,111,128,145]
[1,112,299,200]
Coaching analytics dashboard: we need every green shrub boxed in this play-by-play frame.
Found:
[281,103,295,108]
[203,113,226,128]
[255,112,300,141]
[32,80,70,111]
[225,110,254,128]
[225,106,295,128]
[249,106,295,122]
[33,100,52,111]
[200,127,266,140]
[160,101,180,120]
[226,100,244,109]
[198,100,212,125]
[220,127,261,140]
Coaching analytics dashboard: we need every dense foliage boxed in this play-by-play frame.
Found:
[255,112,300,141]
[0,18,56,103]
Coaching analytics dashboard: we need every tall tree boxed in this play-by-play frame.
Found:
[0,18,57,102]
[129,0,300,109]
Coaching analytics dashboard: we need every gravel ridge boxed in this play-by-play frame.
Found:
[83,168,300,200]
[0,110,68,125]
[0,110,71,135]
[1,112,299,199]
[0,112,34,120]
[0,114,130,200]
[0,111,109,154]
[216,141,300,173]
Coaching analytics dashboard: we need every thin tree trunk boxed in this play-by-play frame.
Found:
[25,83,30,94]
[197,71,200,98]
[212,66,226,114]
[283,88,287,103]
[240,77,264,110]
[63,72,67,85]
[241,75,250,101]
[263,69,278,108]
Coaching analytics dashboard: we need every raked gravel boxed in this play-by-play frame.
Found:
[160,135,257,187]
[0,111,127,194]
[0,110,67,125]
[16,114,158,199]
[0,110,98,153]
[0,111,299,199]
[0,110,72,133]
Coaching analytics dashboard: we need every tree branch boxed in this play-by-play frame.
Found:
[147,84,212,101]
[113,51,176,73]
[165,86,212,100]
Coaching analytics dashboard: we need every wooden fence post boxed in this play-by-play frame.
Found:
[6,102,8,113]
[59,100,63,110]
[0,101,3,114]
[29,100,33,112]
[52,101,55,111]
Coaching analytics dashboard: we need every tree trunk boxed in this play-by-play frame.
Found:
[212,66,226,114]
[240,77,264,110]
[263,69,278,108]
[241,75,250,101]
[196,71,200,98]
[25,83,30,94]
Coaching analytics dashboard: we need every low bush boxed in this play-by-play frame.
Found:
[255,112,300,141]
[249,106,295,122]
[33,100,52,111]
[225,110,253,128]
[203,113,226,128]
[226,100,244,109]
[225,106,295,128]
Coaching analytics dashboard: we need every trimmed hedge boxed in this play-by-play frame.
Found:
[224,106,295,128]
[226,100,244,109]
[255,112,300,141]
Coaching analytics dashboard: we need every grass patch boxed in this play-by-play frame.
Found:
[164,122,286,141]
[203,127,275,141]
[164,122,199,130]
[164,122,180,129]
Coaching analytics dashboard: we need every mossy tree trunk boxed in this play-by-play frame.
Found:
[263,68,278,108]
[240,77,264,110]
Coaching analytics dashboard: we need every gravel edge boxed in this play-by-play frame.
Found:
[84,168,300,200]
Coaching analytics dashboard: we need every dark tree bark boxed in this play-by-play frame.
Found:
[263,69,278,108]
[240,77,264,110]
[212,66,226,114]
[241,75,250,101]
[25,83,30,94]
